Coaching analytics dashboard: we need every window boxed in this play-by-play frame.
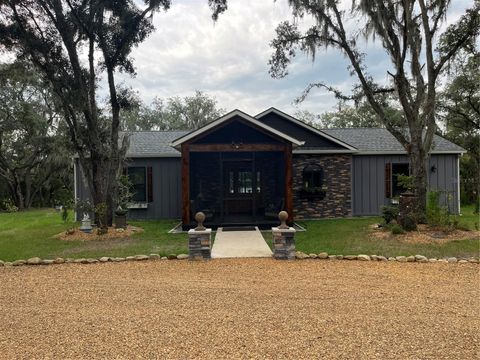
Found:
[256,171,261,193]
[385,162,410,198]
[226,169,261,195]
[238,171,253,194]
[302,164,323,190]
[128,167,147,202]
[392,163,410,197]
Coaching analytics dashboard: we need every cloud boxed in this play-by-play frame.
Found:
[117,0,472,116]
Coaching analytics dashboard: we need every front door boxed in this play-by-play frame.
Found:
[222,160,258,223]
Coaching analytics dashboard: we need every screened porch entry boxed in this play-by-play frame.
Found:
[189,151,285,227]
[171,110,301,230]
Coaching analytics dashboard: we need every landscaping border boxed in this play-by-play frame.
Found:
[0,252,478,267]
[293,251,479,263]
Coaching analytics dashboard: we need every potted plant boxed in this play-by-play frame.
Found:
[114,175,133,229]
[299,184,327,200]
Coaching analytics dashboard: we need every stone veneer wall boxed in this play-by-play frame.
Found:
[293,154,352,219]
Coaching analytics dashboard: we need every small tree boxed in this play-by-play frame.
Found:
[114,175,133,215]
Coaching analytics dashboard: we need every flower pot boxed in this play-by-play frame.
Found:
[115,214,127,229]
[79,213,93,233]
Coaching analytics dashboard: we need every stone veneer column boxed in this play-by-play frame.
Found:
[272,227,296,260]
[188,229,212,260]
[292,154,352,219]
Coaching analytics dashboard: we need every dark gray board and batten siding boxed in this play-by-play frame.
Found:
[352,154,459,216]
[125,158,182,220]
[74,157,182,221]
[76,153,460,220]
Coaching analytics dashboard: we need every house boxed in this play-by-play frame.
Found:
[74,107,465,229]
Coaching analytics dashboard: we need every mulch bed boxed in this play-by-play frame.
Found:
[370,223,479,244]
[55,225,143,241]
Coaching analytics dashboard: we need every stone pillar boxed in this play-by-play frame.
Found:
[272,227,296,260]
[188,229,212,260]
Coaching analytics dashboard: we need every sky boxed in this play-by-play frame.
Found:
[120,0,472,116]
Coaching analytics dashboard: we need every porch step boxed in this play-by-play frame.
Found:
[222,226,257,232]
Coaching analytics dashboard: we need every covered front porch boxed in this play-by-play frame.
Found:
[171,110,302,230]
[186,149,290,229]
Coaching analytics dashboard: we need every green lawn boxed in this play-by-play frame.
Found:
[0,209,186,261]
[0,207,478,262]
[291,205,479,259]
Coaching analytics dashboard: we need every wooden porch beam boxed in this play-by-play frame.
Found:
[189,143,285,152]
[284,143,294,224]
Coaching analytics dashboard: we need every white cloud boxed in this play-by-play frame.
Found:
[117,0,473,116]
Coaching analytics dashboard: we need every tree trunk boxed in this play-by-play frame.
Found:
[14,176,25,210]
[409,131,428,222]
[24,170,32,209]
[105,65,122,227]
[90,154,110,229]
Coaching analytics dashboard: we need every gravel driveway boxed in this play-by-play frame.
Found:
[0,259,478,359]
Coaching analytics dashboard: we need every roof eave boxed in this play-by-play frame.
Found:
[126,153,181,158]
[354,150,466,155]
[293,149,357,154]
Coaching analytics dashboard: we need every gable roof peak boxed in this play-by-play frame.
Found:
[170,108,305,148]
[255,107,357,151]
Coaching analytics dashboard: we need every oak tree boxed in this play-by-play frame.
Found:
[269,0,479,217]
[0,0,227,226]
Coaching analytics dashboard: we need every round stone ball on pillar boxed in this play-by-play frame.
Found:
[278,211,289,229]
[194,212,206,231]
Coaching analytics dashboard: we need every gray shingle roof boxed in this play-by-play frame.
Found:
[322,128,465,154]
[124,131,188,157]
[123,127,464,157]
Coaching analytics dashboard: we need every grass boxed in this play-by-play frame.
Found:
[0,209,186,261]
[0,206,478,262]
[290,205,479,259]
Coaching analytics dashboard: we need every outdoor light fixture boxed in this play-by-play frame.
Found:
[231,141,243,149]
[430,165,437,173]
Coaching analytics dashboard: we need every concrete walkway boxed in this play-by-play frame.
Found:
[211,227,273,258]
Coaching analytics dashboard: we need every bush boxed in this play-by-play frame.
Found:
[426,190,461,231]
[401,214,417,231]
[381,205,399,224]
[390,224,405,235]
[426,191,448,226]
[0,199,18,213]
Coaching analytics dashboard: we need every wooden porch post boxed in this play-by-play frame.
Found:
[284,143,293,224]
[182,144,190,226]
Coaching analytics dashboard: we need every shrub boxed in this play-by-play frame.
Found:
[114,175,133,211]
[0,199,18,213]
[401,214,417,232]
[426,190,462,231]
[427,191,448,226]
[381,205,399,224]
[390,224,405,235]
[396,174,415,191]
